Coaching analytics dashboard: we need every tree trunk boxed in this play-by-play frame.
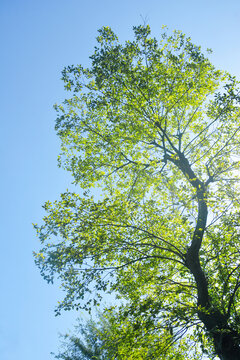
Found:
[171,153,240,359]
[186,250,240,359]
[212,329,240,360]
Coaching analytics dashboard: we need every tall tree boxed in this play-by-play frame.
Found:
[34,25,240,359]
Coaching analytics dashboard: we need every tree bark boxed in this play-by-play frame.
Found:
[212,329,240,360]
[170,153,240,359]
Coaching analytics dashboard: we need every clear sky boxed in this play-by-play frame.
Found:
[0,0,240,359]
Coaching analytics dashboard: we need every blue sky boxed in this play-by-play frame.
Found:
[1,0,240,359]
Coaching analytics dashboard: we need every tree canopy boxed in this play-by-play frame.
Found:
[34,25,240,359]
[53,312,201,360]
[53,316,107,360]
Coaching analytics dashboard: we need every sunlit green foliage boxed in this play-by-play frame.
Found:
[53,311,205,360]
[53,317,106,360]
[35,25,240,359]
